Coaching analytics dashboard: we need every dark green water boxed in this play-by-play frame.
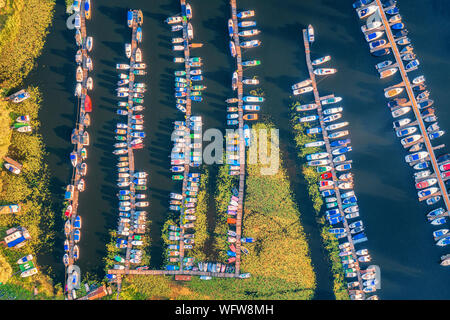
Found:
[28,0,450,299]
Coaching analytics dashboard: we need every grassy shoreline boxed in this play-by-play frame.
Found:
[290,101,349,300]
[0,0,59,299]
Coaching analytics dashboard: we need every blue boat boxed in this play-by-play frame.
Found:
[329,216,343,225]
[191,75,203,81]
[227,119,238,126]
[418,99,433,109]
[74,216,81,229]
[405,59,420,71]
[332,146,352,155]
[326,212,341,220]
[385,7,399,15]
[413,161,429,170]
[431,217,447,226]
[372,48,390,57]
[243,124,250,146]
[227,250,236,257]
[228,19,234,37]
[74,229,80,242]
[136,27,142,43]
[326,209,340,215]
[343,196,357,204]
[127,11,133,27]
[321,189,335,197]
[306,127,322,134]
[427,207,445,219]
[241,237,255,243]
[329,228,346,234]
[166,265,179,271]
[191,96,203,102]
[352,232,368,243]
[352,0,371,9]
[330,139,351,147]
[391,23,404,30]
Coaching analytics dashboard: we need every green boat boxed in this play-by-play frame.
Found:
[135,185,147,191]
[115,135,126,141]
[172,175,184,180]
[316,166,331,173]
[114,255,125,263]
[12,122,29,129]
[118,195,129,200]
[132,98,143,103]
[19,261,35,272]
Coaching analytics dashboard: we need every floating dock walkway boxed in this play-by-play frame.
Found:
[65,0,92,300]
[301,29,365,295]
[229,0,246,276]
[372,0,450,213]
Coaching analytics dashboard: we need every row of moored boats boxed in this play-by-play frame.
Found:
[354,0,450,262]
[295,25,378,300]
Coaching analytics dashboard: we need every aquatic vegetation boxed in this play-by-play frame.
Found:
[0,252,12,284]
[0,0,55,89]
[0,88,58,297]
[290,101,349,300]
[118,122,316,300]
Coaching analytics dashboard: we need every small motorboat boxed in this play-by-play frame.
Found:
[380,67,398,79]
[365,31,384,42]
[308,25,314,42]
[313,68,337,76]
[358,5,377,19]
[323,107,343,115]
[237,10,255,19]
[391,23,405,30]
[321,97,342,105]
[385,87,404,98]
[292,79,312,90]
[293,86,314,95]
[312,55,331,66]
[361,21,382,33]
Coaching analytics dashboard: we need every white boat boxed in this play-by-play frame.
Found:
[313,68,337,76]
[293,86,313,95]
[125,43,131,58]
[358,5,377,19]
[311,55,331,66]
[361,21,382,33]
[392,106,410,118]
[292,79,312,90]
[307,25,314,42]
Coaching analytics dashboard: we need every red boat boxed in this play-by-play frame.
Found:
[64,204,73,217]
[84,95,92,112]
[227,257,236,263]
[441,171,450,179]
[319,180,334,187]
[321,172,332,179]
[229,244,236,252]
[132,143,144,150]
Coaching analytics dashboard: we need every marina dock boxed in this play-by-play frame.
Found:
[302,29,365,295]
[372,0,450,213]
[65,0,93,300]
[229,0,246,276]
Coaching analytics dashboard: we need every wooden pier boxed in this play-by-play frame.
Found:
[374,0,450,212]
[123,10,140,272]
[229,0,246,276]
[302,29,365,295]
[177,0,194,271]
[65,0,92,300]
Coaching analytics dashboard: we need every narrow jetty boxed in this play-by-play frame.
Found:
[112,9,146,296]
[178,0,193,271]
[64,0,93,300]
[301,29,365,296]
[373,0,450,211]
[354,0,450,257]
[229,0,246,276]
